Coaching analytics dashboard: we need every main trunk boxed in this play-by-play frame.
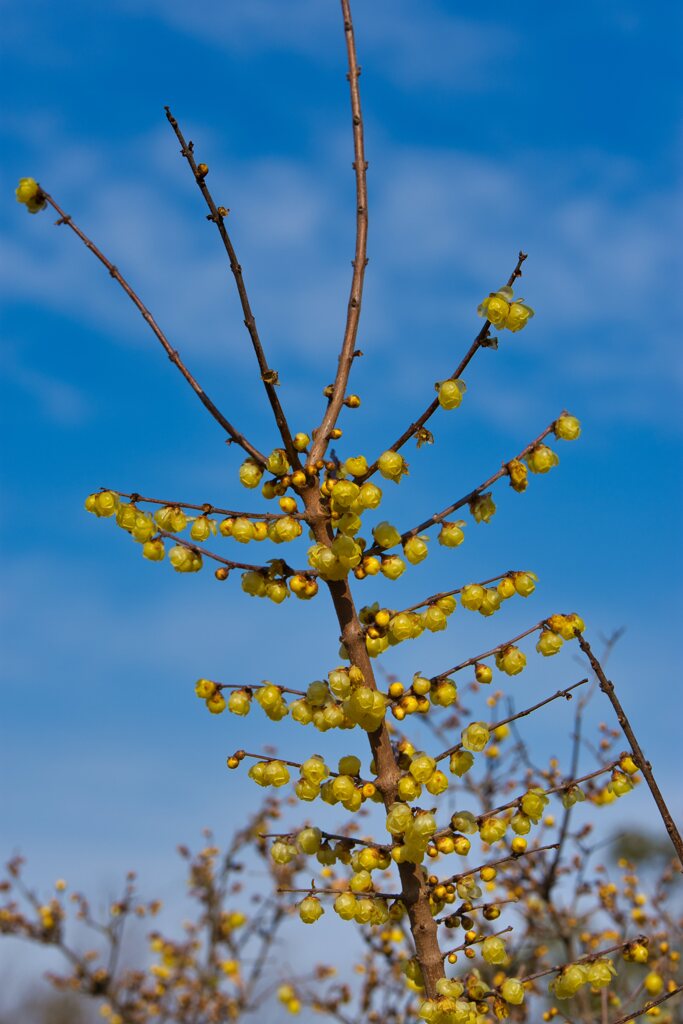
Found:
[304,488,445,996]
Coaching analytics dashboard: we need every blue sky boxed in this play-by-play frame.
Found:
[1,0,682,1016]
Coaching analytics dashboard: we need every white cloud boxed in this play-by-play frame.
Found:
[3,115,680,429]
[123,0,515,91]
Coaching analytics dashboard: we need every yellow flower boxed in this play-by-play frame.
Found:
[505,301,534,332]
[16,177,46,213]
[478,291,511,327]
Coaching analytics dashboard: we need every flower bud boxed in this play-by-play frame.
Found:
[293,433,310,452]
[474,663,493,684]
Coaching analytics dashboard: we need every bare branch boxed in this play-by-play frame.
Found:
[609,985,683,1024]
[578,633,683,870]
[41,192,267,466]
[164,107,300,467]
[433,680,588,764]
[308,0,369,464]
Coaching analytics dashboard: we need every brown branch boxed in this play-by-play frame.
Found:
[278,886,403,900]
[110,490,305,521]
[398,570,520,615]
[155,528,309,576]
[363,415,563,559]
[431,619,547,682]
[259,830,379,850]
[234,750,373,788]
[578,633,683,870]
[433,680,587,763]
[362,251,527,478]
[442,924,513,959]
[41,191,267,466]
[308,0,369,464]
[476,755,623,822]
[519,935,647,985]
[609,985,683,1024]
[164,107,300,468]
[441,843,559,886]
[216,682,308,699]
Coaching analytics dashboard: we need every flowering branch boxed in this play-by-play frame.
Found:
[155,529,310,576]
[397,415,562,546]
[40,192,267,466]
[363,250,528,477]
[399,571,523,615]
[110,489,306,521]
[476,755,625,821]
[431,619,548,681]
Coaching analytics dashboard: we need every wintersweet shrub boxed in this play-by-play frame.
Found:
[13,1,683,1022]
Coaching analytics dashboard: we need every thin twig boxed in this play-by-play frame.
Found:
[164,107,300,467]
[433,680,587,763]
[441,843,559,886]
[362,251,527,478]
[155,528,309,576]
[398,570,521,615]
[609,984,683,1024]
[578,633,683,870]
[475,755,623,822]
[308,0,368,464]
[519,935,647,984]
[110,489,305,521]
[431,619,547,682]
[41,191,267,466]
[441,924,513,959]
